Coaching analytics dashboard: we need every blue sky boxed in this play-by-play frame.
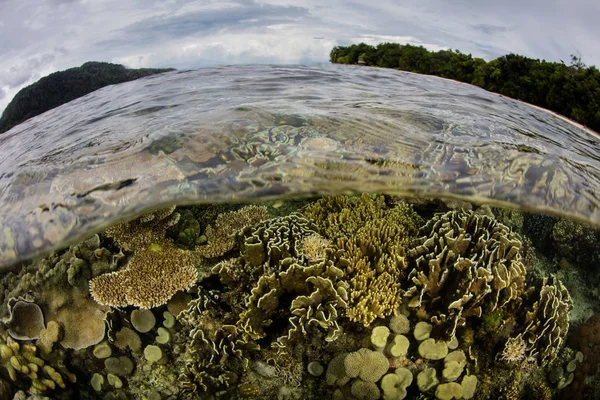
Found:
[1,0,598,113]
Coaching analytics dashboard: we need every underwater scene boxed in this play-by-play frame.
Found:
[0,65,599,399]
[0,197,599,399]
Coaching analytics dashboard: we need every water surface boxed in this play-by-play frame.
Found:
[0,65,599,269]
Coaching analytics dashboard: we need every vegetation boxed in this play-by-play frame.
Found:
[0,62,174,134]
[331,43,600,132]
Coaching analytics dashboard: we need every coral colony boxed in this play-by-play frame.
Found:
[0,194,598,399]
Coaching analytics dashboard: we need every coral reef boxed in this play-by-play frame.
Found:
[0,198,593,399]
[0,234,111,350]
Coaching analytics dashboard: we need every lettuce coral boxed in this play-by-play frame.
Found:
[406,210,527,340]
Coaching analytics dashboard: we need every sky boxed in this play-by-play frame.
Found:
[1,0,599,113]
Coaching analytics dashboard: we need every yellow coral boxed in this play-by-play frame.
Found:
[334,199,418,326]
[0,334,76,395]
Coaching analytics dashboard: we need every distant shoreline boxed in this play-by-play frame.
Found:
[330,43,600,136]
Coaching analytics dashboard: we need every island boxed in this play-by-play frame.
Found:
[0,62,174,134]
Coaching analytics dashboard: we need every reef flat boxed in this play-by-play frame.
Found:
[0,194,599,399]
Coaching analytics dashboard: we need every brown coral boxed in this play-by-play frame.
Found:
[197,205,269,258]
[89,241,199,308]
[6,300,45,341]
[567,314,600,400]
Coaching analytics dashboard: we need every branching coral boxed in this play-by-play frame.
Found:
[305,194,421,326]
[406,210,527,340]
[0,333,76,395]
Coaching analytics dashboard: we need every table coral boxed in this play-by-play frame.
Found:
[89,241,199,308]
[90,207,201,309]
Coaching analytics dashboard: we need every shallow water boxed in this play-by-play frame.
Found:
[0,65,599,399]
[0,65,599,269]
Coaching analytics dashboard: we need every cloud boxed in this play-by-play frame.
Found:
[471,24,509,35]
[0,54,55,88]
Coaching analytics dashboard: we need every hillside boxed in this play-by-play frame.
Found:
[0,62,174,134]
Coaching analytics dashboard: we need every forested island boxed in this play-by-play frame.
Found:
[330,43,600,133]
[0,62,174,134]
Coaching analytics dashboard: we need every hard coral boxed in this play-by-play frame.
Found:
[90,207,201,309]
[104,206,180,252]
[515,274,572,366]
[197,205,269,258]
[6,300,45,341]
[0,333,76,395]
[406,210,527,340]
[231,213,349,347]
[565,314,600,400]
[307,194,421,326]
[90,241,198,309]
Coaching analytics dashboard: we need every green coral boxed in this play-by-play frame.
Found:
[481,310,506,335]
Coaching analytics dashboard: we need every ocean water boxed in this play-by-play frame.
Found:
[0,65,598,399]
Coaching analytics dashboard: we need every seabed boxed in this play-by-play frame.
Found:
[0,194,599,400]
